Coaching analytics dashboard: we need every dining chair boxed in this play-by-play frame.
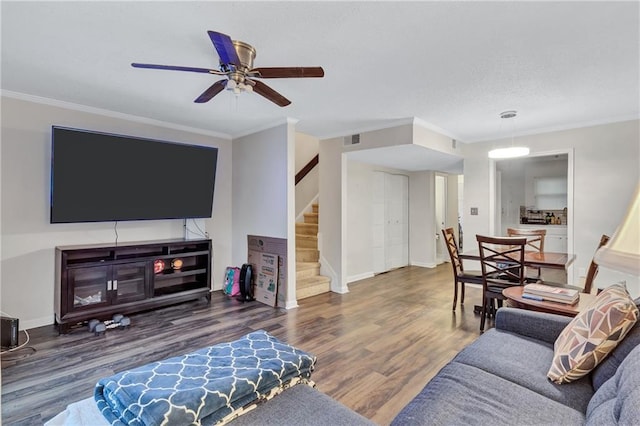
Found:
[442,228,483,310]
[506,228,546,280]
[539,234,610,294]
[476,235,527,332]
[582,234,610,294]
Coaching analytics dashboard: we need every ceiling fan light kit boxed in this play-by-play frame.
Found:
[488,110,530,159]
[132,30,324,107]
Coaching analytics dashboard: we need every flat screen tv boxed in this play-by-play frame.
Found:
[50,126,218,223]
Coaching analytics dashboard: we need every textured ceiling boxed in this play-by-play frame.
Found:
[2,1,639,143]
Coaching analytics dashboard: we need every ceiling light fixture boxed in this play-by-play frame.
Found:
[488,110,530,159]
[226,78,253,95]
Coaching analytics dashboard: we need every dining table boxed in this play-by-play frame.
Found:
[459,250,576,270]
[458,249,576,314]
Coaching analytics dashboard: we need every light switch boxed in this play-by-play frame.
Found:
[471,207,478,215]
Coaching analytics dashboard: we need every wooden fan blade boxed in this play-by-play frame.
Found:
[194,79,227,103]
[250,67,325,78]
[251,80,291,107]
[131,63,224,75]
[207,31,241,68]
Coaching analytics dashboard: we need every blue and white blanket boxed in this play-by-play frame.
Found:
[94,330,316,425]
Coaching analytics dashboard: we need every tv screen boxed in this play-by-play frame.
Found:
[50,126,218,223]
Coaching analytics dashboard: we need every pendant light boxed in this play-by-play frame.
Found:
[488,111,530,159]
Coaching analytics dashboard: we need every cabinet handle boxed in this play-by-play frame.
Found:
[113,280,118,290]
[107,280,112,291]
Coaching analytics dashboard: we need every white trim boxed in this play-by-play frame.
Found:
[320,253,346,293]
[233,117,299,139]
[296,194,319,222]
[22,315,54,330]
[411,261,438,268]
[284,300,299,309]
[468,116,639,144]
[347,271,375,283]
[317,117,415,140]
[489,148,575,281]
[1,90,233,140]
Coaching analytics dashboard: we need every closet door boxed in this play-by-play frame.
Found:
[373,172,409,273]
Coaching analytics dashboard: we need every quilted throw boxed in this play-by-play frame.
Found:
[94,330,316,425]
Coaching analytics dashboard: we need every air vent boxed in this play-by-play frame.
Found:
[344,134,361,146]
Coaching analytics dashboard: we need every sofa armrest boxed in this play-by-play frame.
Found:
[495,308,572,344]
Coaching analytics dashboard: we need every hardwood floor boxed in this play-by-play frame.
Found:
[1,264,486,425]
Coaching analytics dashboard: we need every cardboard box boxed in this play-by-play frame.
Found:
[251,252,279,307]
[248,235,288,307]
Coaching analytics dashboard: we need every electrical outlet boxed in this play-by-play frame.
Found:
[471,207,478,216]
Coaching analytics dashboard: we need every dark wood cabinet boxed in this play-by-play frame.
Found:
[55,238,211,333]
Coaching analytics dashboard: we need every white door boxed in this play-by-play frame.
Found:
[373,172,409,273]
[435,174,447,263]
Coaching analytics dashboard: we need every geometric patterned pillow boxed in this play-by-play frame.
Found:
[548,283,639,384]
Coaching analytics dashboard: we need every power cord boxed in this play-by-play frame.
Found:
[114,221,119,245]
[186,219,209,239]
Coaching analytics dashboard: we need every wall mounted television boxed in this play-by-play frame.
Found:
[50,126,218,223]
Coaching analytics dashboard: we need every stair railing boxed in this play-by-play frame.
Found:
[295,154,319,185]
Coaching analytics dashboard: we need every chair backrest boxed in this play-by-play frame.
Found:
[476,235,528,287]
[442,227,464,275]
[583,234,611,294]
[506,228,546,253]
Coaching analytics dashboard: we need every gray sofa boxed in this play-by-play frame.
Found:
[391,307,640,425]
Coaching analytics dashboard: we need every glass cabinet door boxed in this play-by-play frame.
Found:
[113,263,147,304]
[68,266,110,309]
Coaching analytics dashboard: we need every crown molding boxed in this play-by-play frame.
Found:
[1,90,233,140]
[232,117,299,139]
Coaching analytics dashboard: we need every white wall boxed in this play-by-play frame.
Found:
[0,95,233,329]
[462,120,640,296]
[318,137,345,292]
[231,121,297,307]
[345,160,374,281]
[409,171,437,267]
[295,132,319,217]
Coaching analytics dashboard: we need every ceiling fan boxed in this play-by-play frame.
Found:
[132,30,324,107]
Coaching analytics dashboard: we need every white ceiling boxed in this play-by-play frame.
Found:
[2,1,639,147]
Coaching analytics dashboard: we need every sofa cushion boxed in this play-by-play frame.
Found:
[548,284,639,384]
[230,383,375,425]
[391,362,585,426]
[591,296,640,391]
[586,344,640,425]
[452,328,593,413]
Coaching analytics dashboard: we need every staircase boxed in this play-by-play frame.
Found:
[296,203,331,299]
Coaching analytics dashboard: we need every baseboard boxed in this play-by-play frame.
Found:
[22,315,54,331]
[410,261,438,268]
[347,272,375,283]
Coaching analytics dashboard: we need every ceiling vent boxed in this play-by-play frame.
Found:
[344,134,361,146]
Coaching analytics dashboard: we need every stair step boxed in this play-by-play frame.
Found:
[312,203,319,214]
[296,234,318,249]
[303,213,318,224]
[296,262,321,279]
[297,248,319,262]
[297,275,331,300]
[296,223,318,235]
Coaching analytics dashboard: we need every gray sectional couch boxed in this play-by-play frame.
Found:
[391,307,640,425]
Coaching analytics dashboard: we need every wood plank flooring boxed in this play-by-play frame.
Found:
[1,264,487,425]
